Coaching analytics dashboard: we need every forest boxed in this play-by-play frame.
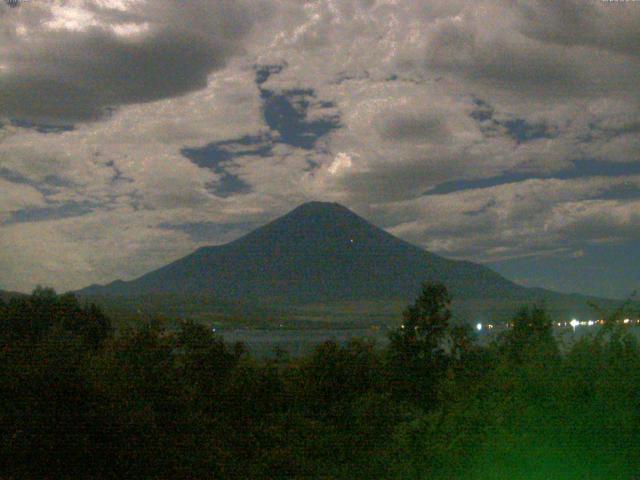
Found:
[1,285,639,479]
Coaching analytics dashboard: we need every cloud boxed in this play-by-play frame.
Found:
[0,178,47,221]
[515,0,640,57]
[376,111,451,143]
[381,176,640,261]
[0,0,639,296]
[328,152,353,175]
[0,0,268,123]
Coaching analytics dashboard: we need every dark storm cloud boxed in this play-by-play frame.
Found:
[1,30,226,122]
[0,0,265,123]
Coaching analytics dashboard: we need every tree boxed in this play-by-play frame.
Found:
[391,282,452,358]
[500,305,557,363]
[0,288,112,348]
[388,282,453,404]
[176,320,243,397]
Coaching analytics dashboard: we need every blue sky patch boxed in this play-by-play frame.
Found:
[5,201,94,225]
[470,97,494,122]
[470,97,555,143]
[181,135,272,172]
[502,118,554,144]
[464,199,497,217]
[181,136,263,198]
[425,159,640,196]
[255,64,286,85]
[489,240,640,299]
[0,167,75,197]
[208,173,252,198]
[260,88,340,150]
[181,65,341,196]
[255,63,341,150]
[9,119,75,134]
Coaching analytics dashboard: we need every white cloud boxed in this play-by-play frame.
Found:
[0,0,269,122]
[381,176,640,261]
[0,179,46,221]
[0,0,639,293]
[328,152,353,175]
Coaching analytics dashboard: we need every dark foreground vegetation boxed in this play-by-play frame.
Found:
[1,285,639,479]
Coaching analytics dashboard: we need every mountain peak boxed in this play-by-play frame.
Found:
[76,200,528,304]
[288,201,352,216]
[223,201,370,252]
[299,201,342,208]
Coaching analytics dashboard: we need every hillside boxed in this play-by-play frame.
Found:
[0,290,27,303]
[76,202,616,322]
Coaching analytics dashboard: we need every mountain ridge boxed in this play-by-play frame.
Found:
[75,201,617,321]
[0,289,28,302]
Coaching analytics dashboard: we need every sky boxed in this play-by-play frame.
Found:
[0,0,638,299]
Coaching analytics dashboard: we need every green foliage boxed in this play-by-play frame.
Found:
[499,305,558,362]
[387,282,454,404]
[398,282,452,348]
[1,287,639,478]
[0,286,112,348]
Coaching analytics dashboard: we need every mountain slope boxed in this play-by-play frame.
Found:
[78,201,540,304]
[0,289,27,302]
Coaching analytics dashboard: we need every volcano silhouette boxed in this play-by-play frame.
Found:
[77,201,538,304]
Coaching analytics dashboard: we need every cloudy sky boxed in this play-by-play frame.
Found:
[0,0,638,298]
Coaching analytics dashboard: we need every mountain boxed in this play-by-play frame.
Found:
[79,202,521,299]
[76,202,613,320]
[0,289,27,303]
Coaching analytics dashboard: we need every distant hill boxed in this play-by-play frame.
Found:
[76,202,620,322]
[0,289,27,303]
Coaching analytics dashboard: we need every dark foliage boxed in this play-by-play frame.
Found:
[0,286,111,347]
[1,285,639,479]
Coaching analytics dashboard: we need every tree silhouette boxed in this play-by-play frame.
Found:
[388,282,453,404]
[500,305,557,362]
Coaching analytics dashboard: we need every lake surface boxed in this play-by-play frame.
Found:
[218,324,640,357]
[218,327,389,357]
